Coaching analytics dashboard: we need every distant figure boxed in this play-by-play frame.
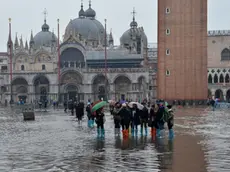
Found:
[53,101,56,110]
[44,99,48,111]
[20,99,24,105]
[64,100,67,113]
[68,99,74,115]
[86,102,93,127]
[38,100,42,110]
[56,101,59,109]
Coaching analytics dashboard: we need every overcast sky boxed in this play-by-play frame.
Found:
[0,0,229,51]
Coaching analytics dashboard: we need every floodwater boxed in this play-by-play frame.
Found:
[0,107,228,172]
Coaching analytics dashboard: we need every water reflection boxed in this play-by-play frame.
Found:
[0,107,212,172]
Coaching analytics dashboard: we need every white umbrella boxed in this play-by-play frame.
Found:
[128,102,144,110]
[108,100,115,104]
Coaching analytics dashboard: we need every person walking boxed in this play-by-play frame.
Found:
[95,108,106,138]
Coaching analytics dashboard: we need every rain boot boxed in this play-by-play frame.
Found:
[117,128,120,136]
[125,129,129,138]
[169,129,174,140]
[140,127,143,136]
[122,130,125,138]
[135,128,138,136]
[97,128,101,137]
[131,128,135,137]
[88,120,90,127]
[151,128,156,137]
[101,128,105,138]
[156,129,161,138]
[115,128,119,136]
[91,120,94,127]
[145,127,148,136]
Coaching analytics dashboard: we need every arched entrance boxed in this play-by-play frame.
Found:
[137,76,147,101]
[61,71,83,101]
[64,84,78,101]
[226,90,230,103]
[114,75,131,101]
[11,77,28,102]
[33,75,49,101]
[215,89,224,101]
[92,74,109,101]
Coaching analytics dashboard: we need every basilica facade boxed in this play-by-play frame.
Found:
[0,2,154,104]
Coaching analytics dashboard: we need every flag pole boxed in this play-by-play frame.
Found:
[57,19,61,102]
[9,18,13,103]
[104,19,108,101]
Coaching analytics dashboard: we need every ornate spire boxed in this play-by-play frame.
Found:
[29,30,34,48]
[79,0,85,18]
[14,33,19,49]
[43,8,48,24]
[85,0,96,18]
[130,7,138,28]
[42,8,49,31]
[52,29,56,43]
[20,35,24,49]
[25,40,28,50]
[109,29,113,42]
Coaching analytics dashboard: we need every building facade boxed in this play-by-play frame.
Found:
[207,30,230,102]
[0,2,155,104]
[157,0,208,103]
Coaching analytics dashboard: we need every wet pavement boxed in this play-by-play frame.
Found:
[0,107,229,172]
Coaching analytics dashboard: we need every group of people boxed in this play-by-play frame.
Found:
[85,99,174,139]
[86,101,106,137]
[64,99,85,122]
[109,101,174,139]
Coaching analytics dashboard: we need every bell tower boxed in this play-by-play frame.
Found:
[157,0,208,102]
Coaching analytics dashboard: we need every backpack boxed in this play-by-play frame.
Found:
[162,108,169,123]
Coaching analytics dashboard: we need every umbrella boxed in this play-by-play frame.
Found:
[92,101,107,112]
[108,100,115,105]
[128,102,144,110]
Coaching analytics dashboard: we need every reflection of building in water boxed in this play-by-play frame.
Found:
[207,30,230,102]
[0,2,157,103]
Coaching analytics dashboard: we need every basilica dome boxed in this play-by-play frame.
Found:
[120,28,148,47]
[34,21,57,49]
[120,15,148,48]
[64,2,104,42]
[85,4,96,18]
[91,19,105,41]
[65,18,99,40]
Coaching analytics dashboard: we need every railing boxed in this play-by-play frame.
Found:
[61,67,150,73]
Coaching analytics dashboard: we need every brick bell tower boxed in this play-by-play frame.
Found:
[157,0,208,103]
